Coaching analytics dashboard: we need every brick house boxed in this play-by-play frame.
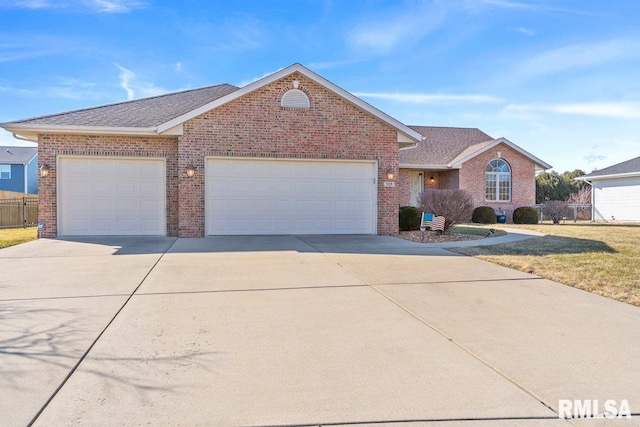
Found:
[1,63,549,237]
[400,126,551,220]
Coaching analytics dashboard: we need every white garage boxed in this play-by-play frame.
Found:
[579,156,640,222]
[592,177,640,221]
[58,157,166,236]
[206,157,377,235]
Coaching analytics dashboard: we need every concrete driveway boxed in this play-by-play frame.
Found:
[1,235,638,426]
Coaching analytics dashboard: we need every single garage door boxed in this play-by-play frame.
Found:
[58,157,166,236]
[206,158,377,235]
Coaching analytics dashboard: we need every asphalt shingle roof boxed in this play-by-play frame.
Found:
[400,126,494,166]
[0,146,38,164]
[7,84,240,128]
[581,155,640,178]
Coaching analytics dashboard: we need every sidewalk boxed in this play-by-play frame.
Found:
[419,227,545,248]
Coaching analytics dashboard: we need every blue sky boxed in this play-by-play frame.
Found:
[1,0,639,173]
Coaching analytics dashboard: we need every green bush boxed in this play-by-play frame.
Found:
[399,206,421,231]
[513,206,539,224]
[472,206,497,224]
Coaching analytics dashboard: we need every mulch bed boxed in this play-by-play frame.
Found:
[398,230,485,244]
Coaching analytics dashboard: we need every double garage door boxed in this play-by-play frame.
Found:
[58,157,377,236]
[206,158,377,235]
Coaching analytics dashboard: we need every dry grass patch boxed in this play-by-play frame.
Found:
[0,227,38,249]
[451,224,640,307]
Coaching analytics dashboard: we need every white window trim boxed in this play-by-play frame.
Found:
[485,160,511,202]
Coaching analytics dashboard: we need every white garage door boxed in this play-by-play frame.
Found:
[58,157,166,236]
[206,158,377,235]
[594,177,640,221]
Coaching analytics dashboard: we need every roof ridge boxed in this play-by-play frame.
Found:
[408,125,484,131]
[10,83,239,125]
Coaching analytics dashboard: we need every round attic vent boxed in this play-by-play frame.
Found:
[281,89,310,109]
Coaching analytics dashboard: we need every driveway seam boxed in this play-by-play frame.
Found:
[371,283,561,420]
[27,238,179,427]
[308,242,561,422]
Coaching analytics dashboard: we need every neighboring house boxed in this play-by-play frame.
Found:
[0,146,38,194]
[0,63,549,238]
[400,126,551,219]
[578,156,640,221]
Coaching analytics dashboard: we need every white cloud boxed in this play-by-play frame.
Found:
[480,0,595,15]
[0,0,146,12]
[354,92,505,104]
[515,26,535,36]
[347,2,449,54]
[116,64,135,100]
[84,0,144,13]
[237,68,283,88]
[506,102,640,119]
[511,38,640,82]
[115,64,165,100]
[175,62,182,72]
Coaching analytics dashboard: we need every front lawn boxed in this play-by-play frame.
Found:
[0,227,38,249]
[451,223,640,307]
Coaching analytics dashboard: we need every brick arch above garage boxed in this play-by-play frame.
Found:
[177,72,401,237]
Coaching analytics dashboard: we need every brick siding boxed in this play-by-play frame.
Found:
[178,72,399,237]
[458,143,536,221]
[36,134,179,237]
[37,72,401,237]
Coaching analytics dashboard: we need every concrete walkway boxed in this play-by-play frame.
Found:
[0,234,638,426]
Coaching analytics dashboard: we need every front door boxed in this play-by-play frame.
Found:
[410,171,424,206]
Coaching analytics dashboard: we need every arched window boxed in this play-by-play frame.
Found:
[281,89,310,108]
[485,159,511,201]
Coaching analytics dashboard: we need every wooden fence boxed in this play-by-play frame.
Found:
[0,191,38,228]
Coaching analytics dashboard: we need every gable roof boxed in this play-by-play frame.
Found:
[400,126,494,168]
[0,146,38,164]
[400,126,551,171]
[1,63,422,144]
[578,155,640,180]
[3,84,239,139]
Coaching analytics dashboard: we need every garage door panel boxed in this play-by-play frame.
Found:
[91,199,115,215]
[59,158,166,236]
[206,158,376,235]
[93,160,114,176]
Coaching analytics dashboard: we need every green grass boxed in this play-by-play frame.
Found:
[451,223,640,307]
[0,227,38,249]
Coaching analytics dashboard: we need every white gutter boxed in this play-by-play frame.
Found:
[576,171,640,181]
[4,124,159,137]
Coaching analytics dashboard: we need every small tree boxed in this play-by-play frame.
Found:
[541,200,568,224]
[418,189,474,232]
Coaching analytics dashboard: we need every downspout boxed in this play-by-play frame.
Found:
[12,133,38,143]
[24,162,28,193]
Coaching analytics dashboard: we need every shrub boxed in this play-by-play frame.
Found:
[472,206,497,224]
[541,200,569,224]
[418,189,474,232]
[399,206,421,231]
[513,206,539,224]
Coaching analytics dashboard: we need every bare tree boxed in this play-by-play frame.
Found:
[418,189,474,232]
[567,186,591,204]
